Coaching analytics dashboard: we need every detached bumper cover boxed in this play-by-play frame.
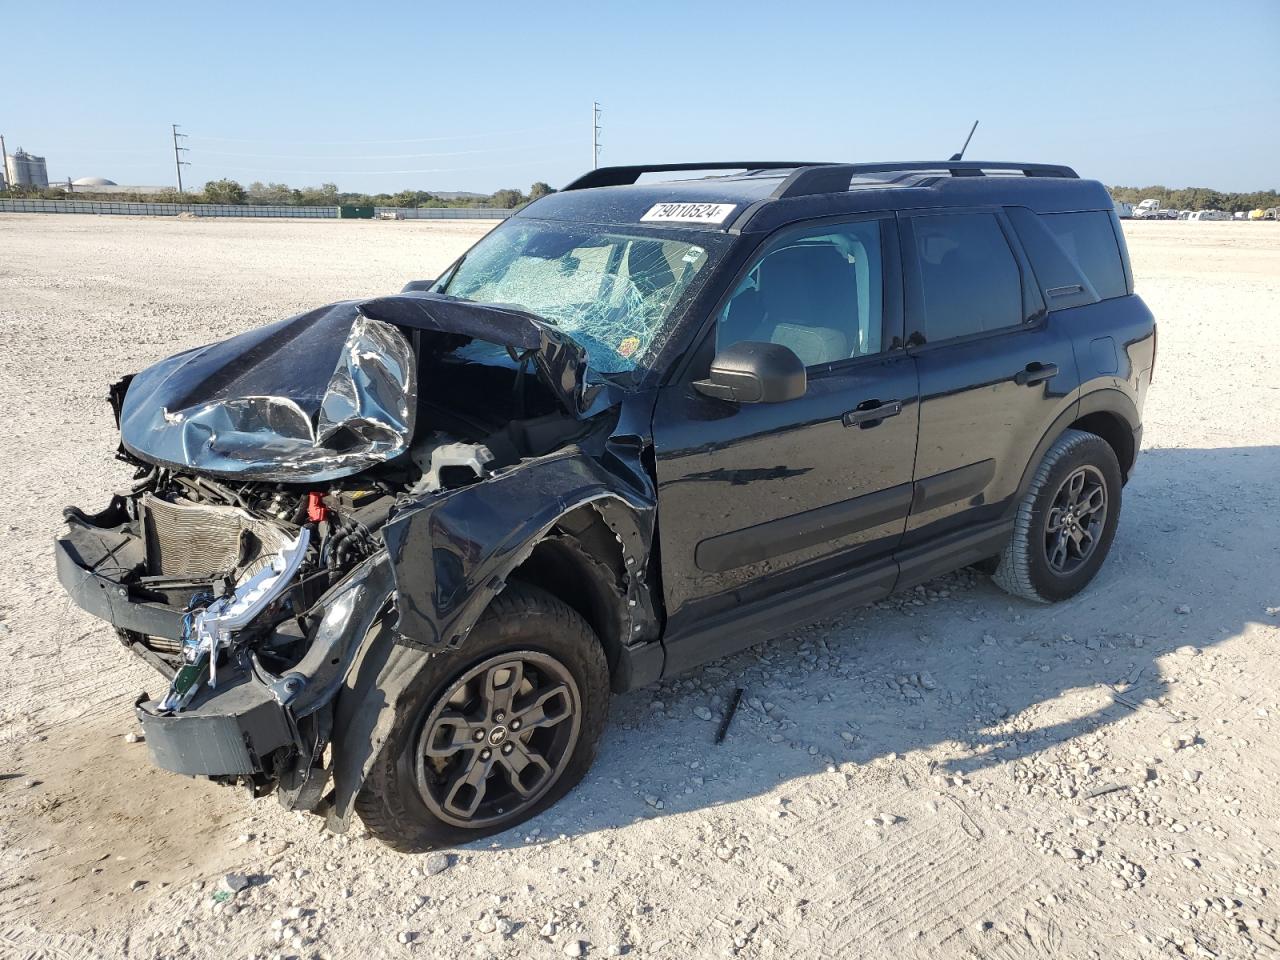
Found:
[57,509,394,780]
[136,672,296,777]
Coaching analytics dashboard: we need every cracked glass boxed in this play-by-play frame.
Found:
[439,221,713,374]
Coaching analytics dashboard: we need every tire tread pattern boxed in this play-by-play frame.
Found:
[993,428,1116,603]
[355,583,608,853]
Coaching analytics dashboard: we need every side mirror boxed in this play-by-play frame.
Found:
[693,341,807,403]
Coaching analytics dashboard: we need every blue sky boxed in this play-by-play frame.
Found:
[6,0,1277,194]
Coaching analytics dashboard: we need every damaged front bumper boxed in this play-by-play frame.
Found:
[57,496,186,648]
[135,670,297,778]
[56,502,392,803]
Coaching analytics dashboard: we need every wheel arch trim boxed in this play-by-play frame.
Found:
[1011,389,1140,513]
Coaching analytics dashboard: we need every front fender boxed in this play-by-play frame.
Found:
[326,449,656,828]
[382,449,655,652]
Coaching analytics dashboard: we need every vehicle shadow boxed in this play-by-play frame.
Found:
[482,443,1278,847]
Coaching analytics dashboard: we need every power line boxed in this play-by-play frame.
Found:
[202,156,566,177]
[192,144,559,161]
[185,123,578,146]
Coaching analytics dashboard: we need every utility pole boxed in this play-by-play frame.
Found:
[171,123,190,193]
[592,101,602,169]
[0,133,8,190]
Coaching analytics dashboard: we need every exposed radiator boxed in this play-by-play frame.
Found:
[141,493,292,580]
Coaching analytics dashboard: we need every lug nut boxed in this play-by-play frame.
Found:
[474,730,486,741]
[480,748,491,760]
[502,743,514,755]
[493,710,506,722]
[510,719,522,731]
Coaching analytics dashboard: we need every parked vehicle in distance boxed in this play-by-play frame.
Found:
[1113,198,1134,219]
[56,159,1156,850]
[1133,199,1178,220]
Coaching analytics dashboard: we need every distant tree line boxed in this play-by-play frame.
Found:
[9,177,1274,214]
[1,179,556,209]
[1108,185,1279,213]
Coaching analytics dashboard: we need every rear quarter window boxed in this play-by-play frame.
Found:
[1040,212,1127,300]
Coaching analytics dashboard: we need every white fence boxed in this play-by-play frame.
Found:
[0,199,515,220]
[381,207,512,220]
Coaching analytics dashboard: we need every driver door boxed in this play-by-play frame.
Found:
[651,216,919,668]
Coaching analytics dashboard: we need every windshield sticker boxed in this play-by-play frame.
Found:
[640,202,737,225]
[682,246,705,263]
[617,336,641,359]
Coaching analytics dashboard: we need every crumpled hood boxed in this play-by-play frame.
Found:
[118,293,599,484]
[120,302,417,482]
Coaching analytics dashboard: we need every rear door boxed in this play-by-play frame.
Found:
[651,215,918,655]
[899,208,1080,547]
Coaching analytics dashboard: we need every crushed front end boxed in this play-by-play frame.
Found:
[57,465,398,809]
[55,292,639,819]
[54,302,427,809]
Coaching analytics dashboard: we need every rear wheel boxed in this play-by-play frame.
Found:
[355,583,609,852]
[993,429,1122,603]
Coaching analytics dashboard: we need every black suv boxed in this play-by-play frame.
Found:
[56,160,1155,850]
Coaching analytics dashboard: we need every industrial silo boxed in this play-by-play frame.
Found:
[5,149,50,189]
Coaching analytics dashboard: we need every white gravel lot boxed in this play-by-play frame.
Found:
[0,215,1277,960]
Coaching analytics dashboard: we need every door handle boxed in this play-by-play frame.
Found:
[842,399,903,427]
[1014,361,1059,386]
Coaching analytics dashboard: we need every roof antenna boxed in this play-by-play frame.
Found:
[950,120,979,162]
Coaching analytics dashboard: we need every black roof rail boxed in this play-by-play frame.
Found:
[562,162,835,191]
[770,161,1079,200]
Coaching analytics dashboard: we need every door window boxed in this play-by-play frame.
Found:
[912,213,1024,342]
[717,221,884,367]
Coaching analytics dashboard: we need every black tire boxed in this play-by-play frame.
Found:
[355,583,610,852]
[993,429,1122,603]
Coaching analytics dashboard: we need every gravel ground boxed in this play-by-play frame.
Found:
[1,215,1277,960]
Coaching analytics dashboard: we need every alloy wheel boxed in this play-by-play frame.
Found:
[414,650,581,828]
[1044,464,1108,575]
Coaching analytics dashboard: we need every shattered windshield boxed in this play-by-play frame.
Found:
[439,220,717,374]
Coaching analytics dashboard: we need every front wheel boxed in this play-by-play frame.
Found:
[355,583,610,852]
[993,429,1122,603]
